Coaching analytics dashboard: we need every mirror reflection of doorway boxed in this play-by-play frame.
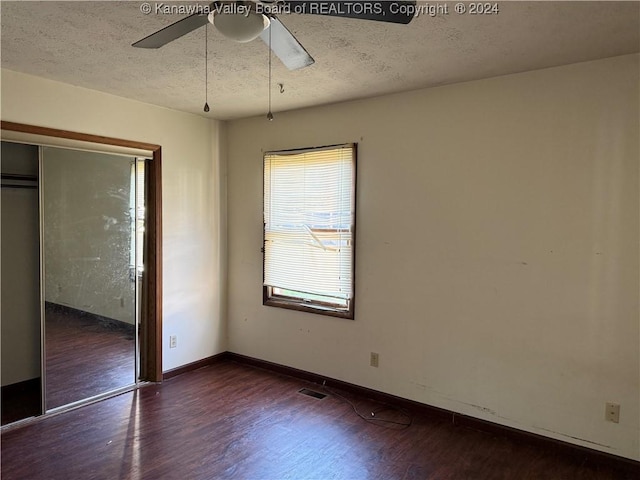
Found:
[1,141,147,421]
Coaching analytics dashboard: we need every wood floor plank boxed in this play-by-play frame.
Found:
[1,360,636,479]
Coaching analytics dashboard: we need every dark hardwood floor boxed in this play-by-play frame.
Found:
[44,303,136,409]
[1,360,634,480]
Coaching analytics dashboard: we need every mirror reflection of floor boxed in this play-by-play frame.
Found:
[45,303,136,410]
[1,304,136,425]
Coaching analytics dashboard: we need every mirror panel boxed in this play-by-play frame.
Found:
[42,146,139,410]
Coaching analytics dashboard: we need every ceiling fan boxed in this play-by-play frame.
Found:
[133,1,417,71]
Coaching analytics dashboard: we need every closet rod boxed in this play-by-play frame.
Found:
[1,173,38,189]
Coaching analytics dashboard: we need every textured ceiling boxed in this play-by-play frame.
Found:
[1,1,639,120]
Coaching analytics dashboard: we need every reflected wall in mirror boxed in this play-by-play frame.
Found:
[42,147,144,410]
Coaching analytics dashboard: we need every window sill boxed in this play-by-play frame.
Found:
[263,298,354,320]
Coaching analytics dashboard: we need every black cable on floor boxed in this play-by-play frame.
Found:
[322,384,413,429]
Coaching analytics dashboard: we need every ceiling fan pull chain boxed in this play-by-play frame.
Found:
[267,22,274,121]
[204,23,210,113]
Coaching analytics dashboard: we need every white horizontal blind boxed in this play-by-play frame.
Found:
[129,160,145,273]
[264,145,354,301]
[135,160,145,271]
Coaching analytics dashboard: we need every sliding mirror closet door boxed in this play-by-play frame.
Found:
[42,147,142,410]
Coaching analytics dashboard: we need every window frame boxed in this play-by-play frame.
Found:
[262,143,357,320]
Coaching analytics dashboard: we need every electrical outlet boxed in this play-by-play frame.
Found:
[605,402,620,423]
[370,352,379,368]
[169,335,177,349]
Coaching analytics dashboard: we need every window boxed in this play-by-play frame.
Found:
[263,144,356,319]
[129,159,145,279]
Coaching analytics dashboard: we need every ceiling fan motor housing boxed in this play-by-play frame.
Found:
[208,2,271,43]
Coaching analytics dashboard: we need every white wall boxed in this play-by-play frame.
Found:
[226,54,639,460]
[1,69,227,371]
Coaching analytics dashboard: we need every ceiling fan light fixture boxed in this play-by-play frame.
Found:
[209,11,270,43]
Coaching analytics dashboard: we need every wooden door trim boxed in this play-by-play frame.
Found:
[1,121,163,382]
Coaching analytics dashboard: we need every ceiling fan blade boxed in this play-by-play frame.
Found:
[132,10,211,48]
[283,1,417,24]
[259,17,315,71]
